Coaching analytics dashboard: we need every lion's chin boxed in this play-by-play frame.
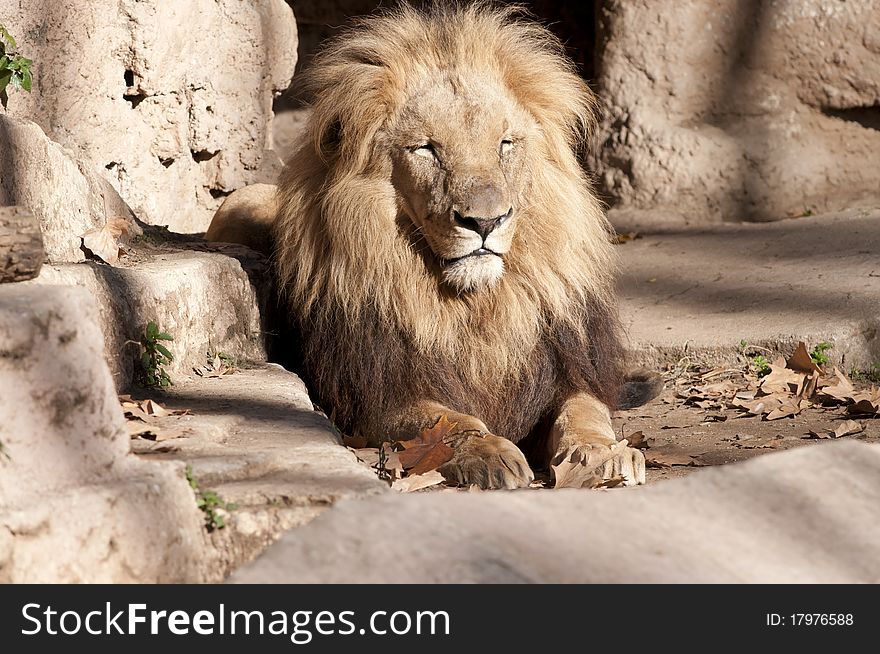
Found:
[441,254,505,292]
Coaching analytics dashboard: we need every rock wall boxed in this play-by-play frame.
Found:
[594,0,880,225]
[1,0,297,233]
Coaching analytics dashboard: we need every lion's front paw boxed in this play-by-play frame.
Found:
[439,433,534,490]
[552,439,646,487]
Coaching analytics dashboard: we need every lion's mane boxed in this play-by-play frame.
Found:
[274,3,624,442]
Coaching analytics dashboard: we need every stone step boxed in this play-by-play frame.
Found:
[616,206,880,372]
[229,440,880,584]
[29,244,273,389]
[130,365,388,580]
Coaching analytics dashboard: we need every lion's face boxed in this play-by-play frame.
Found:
[387,73,536,292]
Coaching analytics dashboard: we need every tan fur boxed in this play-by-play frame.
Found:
[205,184,277,255]
[277,4,613,390]
[271,4,643,487]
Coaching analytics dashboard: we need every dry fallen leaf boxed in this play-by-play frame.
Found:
[194,354,237,378]
[645,452,700,468]
[847,388,880,415]
[551,440,629,489]
[379,446,404,480]
[351,447,379,467]
[760,357,803,394]
[396,416,456,476]
[805,420,865,439]
[81,217,141,264]
[126,421,190,441]
[120,396,192,442]
[596,476,627,489]
[818,368,856,403]
[391,470,445,492]
[765,397,807,421]
[834,420,864,438]
[732,395,781,416]
[626,430,648,449]
[786,341,823,375]
[551,455,602,489]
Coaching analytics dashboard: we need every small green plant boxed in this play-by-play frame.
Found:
[185,465,235,532]
[750,354,771,378]
[0,438,9,461]
[140,321,174,387]
[740,340,771,378]
[0,25,33,109]
[852,364,880,385]
[809,341,832,367]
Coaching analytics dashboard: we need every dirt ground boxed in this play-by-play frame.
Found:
[615,363,880,485]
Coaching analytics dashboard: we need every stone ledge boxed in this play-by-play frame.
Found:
[616,207,880,371]
[29,248,271,390]
[230,440,880,584]
[131,365,389,580]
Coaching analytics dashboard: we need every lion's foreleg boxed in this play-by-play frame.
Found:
[384,400,534,490]
[382,400,489,444]
[549,392,645,486]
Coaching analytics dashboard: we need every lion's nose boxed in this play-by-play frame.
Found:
[453,208,512,241]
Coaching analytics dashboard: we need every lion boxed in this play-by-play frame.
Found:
[208,4,654,489]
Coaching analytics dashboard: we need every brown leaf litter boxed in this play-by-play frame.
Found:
[193,353,238,378]
[120,395,192,442]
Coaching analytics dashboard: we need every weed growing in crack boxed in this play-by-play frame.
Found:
[185,464,235,532]
[852,364,880,384]
[140,321,174,388]
[0,26,33,109]
[809,341,833,367]
[740,340,771,378]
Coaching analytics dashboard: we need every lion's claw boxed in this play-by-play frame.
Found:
[552,439,646,487]
[439,433,534,490]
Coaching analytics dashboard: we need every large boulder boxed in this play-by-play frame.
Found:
[0,0,297,233]
[594,0,880,225]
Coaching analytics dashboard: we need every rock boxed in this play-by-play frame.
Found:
[29,249,272,389]
[0,0,298,232]
[272,107,312,160]
[594,0,880,224]
[0,282,386,582]
[0,206,44,283]
[0,284,207,582]
[229,440,880,583]
[0,114,136,263]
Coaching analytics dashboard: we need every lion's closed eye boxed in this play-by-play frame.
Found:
[412,143,439,161]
